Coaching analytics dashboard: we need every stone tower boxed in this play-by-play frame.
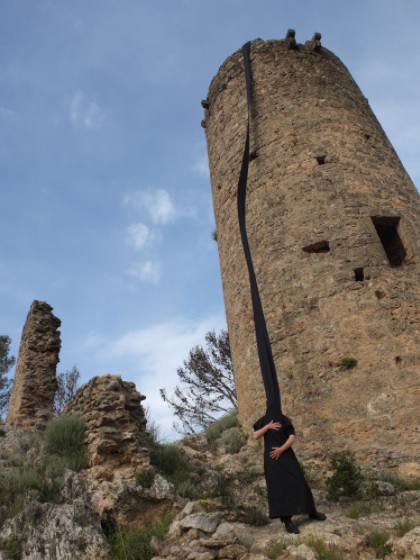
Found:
[203,32,420,473]
[7,300,61,429]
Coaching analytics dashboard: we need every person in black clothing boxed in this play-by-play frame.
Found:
[253,407,326,534]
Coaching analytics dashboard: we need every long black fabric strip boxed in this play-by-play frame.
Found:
[237,41,282,413]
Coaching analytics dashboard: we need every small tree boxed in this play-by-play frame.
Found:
[54,366,80,415]
[160,329,237,434]
[0,335,16,420]
[326,451,363,501]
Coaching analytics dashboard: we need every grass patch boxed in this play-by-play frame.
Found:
[73,507,93,527]
[0,534,24,560]
[264,539,288,558]
[344,504,364,519]
[106,515,172,560]
[393,519,416,537]
[205,410,238,444]
[0,418,88,524]
[376,470,420,491]
[344,502,378,519]
[150,443,201,499]
[45,415,86,456]
[0,461,64,513]
[366,530,391,558]
[135,468,155,489]
[242,506,269,526]
[326,451,363,501]
[307,537,345,560]
[222,427,246,454]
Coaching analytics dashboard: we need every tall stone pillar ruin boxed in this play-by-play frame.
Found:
[7,300,61,429]
[203,32,420,472]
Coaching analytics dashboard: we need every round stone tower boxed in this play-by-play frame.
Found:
[203,31,420,473]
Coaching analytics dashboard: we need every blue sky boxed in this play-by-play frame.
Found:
[1,0,419,439]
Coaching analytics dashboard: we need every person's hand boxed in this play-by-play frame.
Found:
[267,420,282,431]
[269,446,283,460]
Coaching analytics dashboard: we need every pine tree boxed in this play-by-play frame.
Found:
[160,329,237,433]
[0,335,16,420]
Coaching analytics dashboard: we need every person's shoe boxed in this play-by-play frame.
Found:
[309,511,327,521]
[284,520,300,534]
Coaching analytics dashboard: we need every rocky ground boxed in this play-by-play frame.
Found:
[0,422,419,560]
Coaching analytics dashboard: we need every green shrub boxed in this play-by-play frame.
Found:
[205,410,238,443]
[326,451,363,501]
[45,415,86,456]
[175,480,202,500]
[366,530,391,558]
[242,506,269,526]
[340,358,357,370]
[63,451,89,472]
[135,468,155,489]
[106,515,172,560]
[150,443,196,491]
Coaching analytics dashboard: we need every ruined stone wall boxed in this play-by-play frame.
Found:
[66,374,150,482]
[203,34,420,471]
[7,300,61,429]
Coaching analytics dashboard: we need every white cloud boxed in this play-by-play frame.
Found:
[97,314,227,439]
[126,223,160,250]
[123,188,175,224]
[69,91,104,130]
[0,107,14,119]
[127,260,161,283]
[85,331,107,348]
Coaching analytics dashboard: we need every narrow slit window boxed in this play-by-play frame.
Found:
[371,216,406,267]
[354,267,364,282]
[316,155,326,165]
[302,240,330,254]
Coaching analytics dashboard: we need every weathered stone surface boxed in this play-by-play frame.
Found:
[204,35,420,470]
[66,374,149,482]
[6,300,61,429]
[0,502,111,560]
[180,512,222,533]
[389,527,420,559]
[398,462,420,480]
[63,375,180,528]
[287,544,317,560]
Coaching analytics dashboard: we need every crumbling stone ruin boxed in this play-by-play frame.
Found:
[6,300,61,429]
[203,31,420,472]
[66,374,150,482]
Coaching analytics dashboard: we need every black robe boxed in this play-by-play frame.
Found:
[253,414,315,518]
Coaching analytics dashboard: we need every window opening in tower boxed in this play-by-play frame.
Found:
[371,216,406,267]
[354,267,364,282]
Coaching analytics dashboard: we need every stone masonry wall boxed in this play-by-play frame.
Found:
[6,300,61,429]
[203,33,420,472]
[66,374,150,482]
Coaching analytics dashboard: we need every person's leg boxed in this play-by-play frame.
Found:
[281,516,300,534]
[309,510,327,521]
